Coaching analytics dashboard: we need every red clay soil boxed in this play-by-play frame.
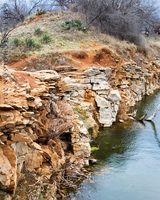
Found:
[8,46,134,72]
[9,56,38,70]
[12,71,39,89]
[65,47,123,70]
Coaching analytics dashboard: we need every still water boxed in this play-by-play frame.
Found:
[71,92,160,200]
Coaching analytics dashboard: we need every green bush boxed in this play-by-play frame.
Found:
[25,38,40,49]
[41,33,51,44]
[62,20,87,32]
[13,38,23,47]
[91,146,99,152]
[34,28,43,36]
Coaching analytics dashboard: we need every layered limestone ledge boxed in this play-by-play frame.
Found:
[0,67,91,199]
[60,67,121,128]
[0,58,160,199]
[109,61,160,119]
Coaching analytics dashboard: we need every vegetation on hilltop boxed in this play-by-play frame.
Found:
[0,0,160,67]
[0,0,160,37]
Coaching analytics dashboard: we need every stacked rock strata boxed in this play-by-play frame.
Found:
[0,67,91,199]
[0,58,160,199]
[61,67,121,127]
[110,61,160,119]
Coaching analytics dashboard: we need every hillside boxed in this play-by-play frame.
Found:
[1,11,160,72]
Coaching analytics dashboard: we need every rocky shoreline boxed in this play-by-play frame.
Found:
[0,58,160,199]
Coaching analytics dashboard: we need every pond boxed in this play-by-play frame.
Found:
[70,91,160,200]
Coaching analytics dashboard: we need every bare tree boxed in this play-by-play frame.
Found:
[50,0,76,10]
[0,0,45,28]
[76,0,159,45]
[0,0,46,65]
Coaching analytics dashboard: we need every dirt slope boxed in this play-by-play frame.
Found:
[1,11,159,73]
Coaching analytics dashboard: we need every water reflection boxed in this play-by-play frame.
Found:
[91,123,139,168]
[149,121,160,149]
[136,91,160,149]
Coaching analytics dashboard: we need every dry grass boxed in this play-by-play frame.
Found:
[99,34,136,50]
[0,11,96,63]
[9,11,91,51]
[147,37,160,56]
[0,11,136,52]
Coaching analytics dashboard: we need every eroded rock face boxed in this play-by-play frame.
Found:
[110,62,160,119]
[0,66,91,199]
[1,58,160,199]
[60,67,121,127]
[0,146,17,192]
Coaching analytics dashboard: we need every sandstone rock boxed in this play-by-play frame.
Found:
[80,78,91,84]
[0,67,94,198]
[54,65,77,73]
[0,104,14,111]
[4,194,12,200]
[109,90,121,102]
[77,120,88,135]
[84,68,102,76]
[25,149,43,171]
[132,74,140,79]
[90,77,106,84]
[73,142,91,157]
[12,142,29,174]
[0,135,7,143]
[96,90,110,96]
[95,95,109,108]
[120,85,129,89]
[3,61,159,199]
[63,77,76,84]
[0,112,15,122]
[22,112,34,118]
[121,80,130,85]
[84,67,112,78]
[11,133,33,143]
[32,70,60,82]
[93,81,110,91]
[0,146,17,193]
[94,74,108,80]
[42,146,61,170]
[30,142,42,151]
[99,108,113,127]
[34,97,43,108]
[5,122,15,129]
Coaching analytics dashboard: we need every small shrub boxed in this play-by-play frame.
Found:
[62,20,87,32]
[41,33,51,44]
[91,146,99,152]
[34,43,41,49]
[13,38,23,47]
[74,106,89,120]
[25,38,39,48]
[34,28,43,36]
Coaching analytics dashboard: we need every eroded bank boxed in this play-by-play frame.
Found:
[0,58,160,199]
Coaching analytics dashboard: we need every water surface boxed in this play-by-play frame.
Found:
[71,92,160,200]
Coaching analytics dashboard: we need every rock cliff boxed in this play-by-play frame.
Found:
[0,58,160,199]
[0,66,91,199]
